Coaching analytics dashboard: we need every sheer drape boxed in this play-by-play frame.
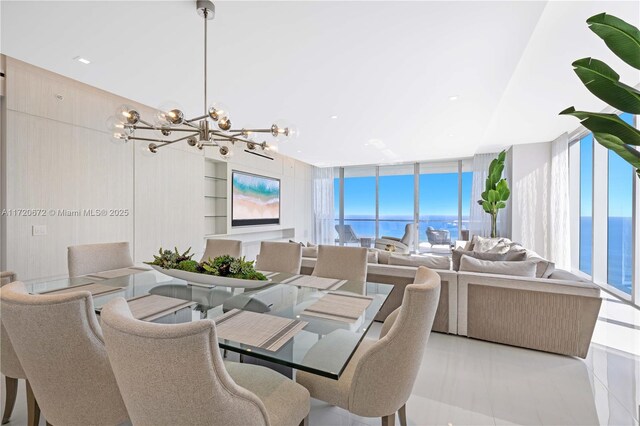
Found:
[312,167,336,245]
[549,133,571,269]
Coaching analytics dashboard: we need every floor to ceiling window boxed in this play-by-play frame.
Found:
[419,162,460,246]
[378,164,415,240]
[607,113,634,295]
[335,167,376,244]
[334,160,470,251]
[579,134,593,276]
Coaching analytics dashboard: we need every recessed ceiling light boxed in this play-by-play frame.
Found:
[449,95,458,101]
[330,115,338,119]
[296,150,302,153]
[73,56,91,65]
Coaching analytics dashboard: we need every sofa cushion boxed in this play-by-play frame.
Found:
[452,249,507,271]
[459,255,537,277]
[388,254,451,270]
[301,246,317,258]
[548,269,589,283]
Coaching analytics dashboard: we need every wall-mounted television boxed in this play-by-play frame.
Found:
[231,170,281,227]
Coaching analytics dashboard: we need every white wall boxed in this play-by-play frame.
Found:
[0,57,313,279]
[510,141,551,257]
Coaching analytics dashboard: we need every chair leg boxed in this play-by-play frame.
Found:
[381,412,395,426]
[298,414,309,426]
[26,380,40,426]
[398,404,407,426]
[2,376,18,424]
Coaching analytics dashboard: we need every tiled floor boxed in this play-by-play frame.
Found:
[2,296,638,425]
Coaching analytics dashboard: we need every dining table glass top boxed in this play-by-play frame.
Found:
[24,268,393,380]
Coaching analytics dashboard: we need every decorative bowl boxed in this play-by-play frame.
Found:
[149,265,271,289]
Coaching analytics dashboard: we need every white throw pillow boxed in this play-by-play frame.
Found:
[459,254,537,277]
[388,254,451,270]
[472,236,503,253]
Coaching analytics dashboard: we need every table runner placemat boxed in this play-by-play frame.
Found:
[40,282,125,297]
[126,294,197,322]
[279,275,347,291]
[214,309,307,352]
[85,267,150,280]
[301,292,374,323]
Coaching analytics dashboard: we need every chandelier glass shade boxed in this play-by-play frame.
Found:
[107,0,296,159]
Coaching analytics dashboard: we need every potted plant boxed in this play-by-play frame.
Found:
[560,13,640,178]
[145,247,268,288]
[477,150,510,238]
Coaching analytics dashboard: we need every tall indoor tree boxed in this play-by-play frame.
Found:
[560,13,640,178]
[478,150,510,238]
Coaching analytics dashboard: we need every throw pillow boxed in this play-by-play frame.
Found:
[459,255,537,277]
[388,254,451,270]
[452,248,508,271]
[472,236,509,253]
[301,246,317,258]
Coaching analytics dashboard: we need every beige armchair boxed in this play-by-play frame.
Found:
[100,297,310,426]
[0,282,129,426]
[312,245,368,282]
[297,266,441,426]
[67,241,134,277]
[202,238,242,261]
[1,272,39,426]
[255,241,302,274]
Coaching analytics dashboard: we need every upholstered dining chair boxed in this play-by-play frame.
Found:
[202,238,242,261]
[255,241,303,274]
[1,273,40,426]
[67,241,134,277]
[297,266,441,426]
[312,245,368,282]
[100,297,310,426]
[0,282,129,426]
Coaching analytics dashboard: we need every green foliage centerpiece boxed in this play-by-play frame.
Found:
[560,13,640,178]
[145,247,267,281]
[477,150,510,238]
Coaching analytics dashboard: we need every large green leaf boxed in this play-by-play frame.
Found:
[482,201,492,213]
[496,179,510,201]
[487,190,499,203]
[594,132,640,171]
[572,58,640,113]
[559,107,640,145]
[587,13,640,70]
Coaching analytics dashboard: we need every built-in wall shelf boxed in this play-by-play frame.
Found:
[204,159,228,236]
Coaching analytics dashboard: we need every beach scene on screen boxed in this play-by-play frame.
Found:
[233,172,280,219]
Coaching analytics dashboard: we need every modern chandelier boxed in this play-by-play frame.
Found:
[108,0,297,158]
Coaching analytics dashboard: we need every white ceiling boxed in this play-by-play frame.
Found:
[2,0,639,167]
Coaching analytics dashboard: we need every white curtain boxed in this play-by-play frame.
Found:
[549,133,571,269]
[312,167,335,245]
[469,153,497,238]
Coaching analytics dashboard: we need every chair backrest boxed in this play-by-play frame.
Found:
[0,282,128,426]
[255,241,302,274]
[312,245,368,282]
[400,223,416,246]
[348,266,440,416]
[0,277,24,380]
[335,225,359,243]
[100,298,270,426]
[68,241,134,277]
[426,227,450,245]
[202,239,242,262]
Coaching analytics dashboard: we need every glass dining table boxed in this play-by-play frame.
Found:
[24,268,393,380]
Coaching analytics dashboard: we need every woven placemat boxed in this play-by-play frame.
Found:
[301,292,373,323]
[280,275,347,290]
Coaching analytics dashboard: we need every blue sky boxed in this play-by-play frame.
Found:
[334,172,472,218]
[581,112,634,218]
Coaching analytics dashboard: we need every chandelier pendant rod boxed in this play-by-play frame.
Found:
[203,7,208,115]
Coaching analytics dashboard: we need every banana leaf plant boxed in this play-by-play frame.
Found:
[560,12,640,178]
[477,150,510,238]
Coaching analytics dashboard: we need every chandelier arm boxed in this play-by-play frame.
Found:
[138,118,157,128]
[134,126,199,133]
[183,121,201,130]
[186,114,209,123]
[228,129,273,133]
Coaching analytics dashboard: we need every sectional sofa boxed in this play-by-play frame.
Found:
[299,243,602,359]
